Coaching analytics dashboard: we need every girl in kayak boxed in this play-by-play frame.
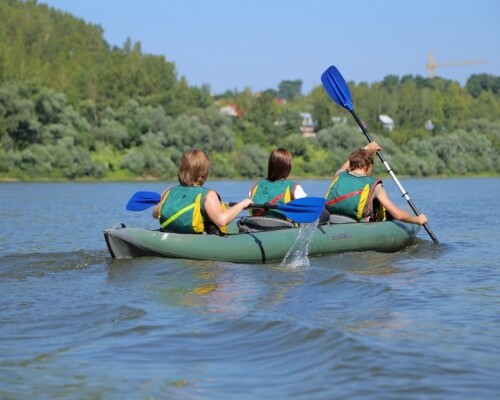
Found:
[153,149,252,234]
[248,147,307,220]
[325,142,428,225]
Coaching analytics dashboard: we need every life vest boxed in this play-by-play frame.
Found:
[158,185,227,234]
[325,171,386,222]
[249,179,298,219]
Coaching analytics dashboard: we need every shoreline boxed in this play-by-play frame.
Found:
[1,174,498,183]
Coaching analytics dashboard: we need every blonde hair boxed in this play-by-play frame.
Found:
[178,149,210,186]
[267,148,292,181]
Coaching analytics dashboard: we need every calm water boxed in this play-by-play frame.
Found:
[1,178,499,399]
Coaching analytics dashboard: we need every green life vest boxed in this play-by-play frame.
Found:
[249,179,297,220]
[158,185,226,234]
[325,171,385,222]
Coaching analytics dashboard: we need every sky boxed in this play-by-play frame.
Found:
[39,0,499,95]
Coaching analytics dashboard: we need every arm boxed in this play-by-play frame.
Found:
[152,188,170,219]
[334,160,350,177]
[204,190,253,227]
[376,187,428,225]
[152,203,160,219]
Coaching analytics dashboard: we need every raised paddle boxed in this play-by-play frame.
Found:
[126,191,326,224]
[321,65,439,243]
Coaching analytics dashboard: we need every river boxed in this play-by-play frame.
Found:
[1,178,499,399]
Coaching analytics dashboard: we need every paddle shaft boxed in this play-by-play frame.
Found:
[228,203,298,214]
[350,109,439,243]
[229,203,281,210]
[227,198,326,223]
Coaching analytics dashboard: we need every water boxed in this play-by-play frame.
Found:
[281,222,317,268]
[1,178,499,399]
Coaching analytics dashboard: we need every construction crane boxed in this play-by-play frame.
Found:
[426,52,489,78]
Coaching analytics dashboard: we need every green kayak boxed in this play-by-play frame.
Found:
[104,215,421,264]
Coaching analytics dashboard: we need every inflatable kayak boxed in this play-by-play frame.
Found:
[104,215,421,264]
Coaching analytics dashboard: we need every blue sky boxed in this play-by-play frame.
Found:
[40,0,499,94]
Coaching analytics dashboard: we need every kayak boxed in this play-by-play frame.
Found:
[103,215,421,264]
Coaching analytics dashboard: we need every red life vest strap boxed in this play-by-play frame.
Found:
[325,190,362,206]
[253,193,285,216]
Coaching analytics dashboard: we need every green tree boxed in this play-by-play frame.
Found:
[466,74,500,98]
[278,79,302,101]
[235,144,268,178]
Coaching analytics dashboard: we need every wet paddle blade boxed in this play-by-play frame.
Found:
[281,196,326,209]
[126,191,161,211]
[321,65,353,111]
[276,197,326,223]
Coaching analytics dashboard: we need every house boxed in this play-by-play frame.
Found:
[219,103,241,117]
[299,112,316,137]
[379,115,395,131]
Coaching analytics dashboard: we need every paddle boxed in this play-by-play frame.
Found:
[229,197,326,223]
[126,191,161,211]
[126,191,326,224]
[321,65,439,243]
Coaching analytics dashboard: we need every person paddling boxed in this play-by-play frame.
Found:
[153,149,252,234]
[325,142,428,225]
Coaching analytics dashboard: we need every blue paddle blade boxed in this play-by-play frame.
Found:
[126,191,161,211]
[321,65,353,111]
[127,192,326,222]
[276,197,326,223]
[279,196,326,209]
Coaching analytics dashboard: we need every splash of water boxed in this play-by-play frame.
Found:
[281,220,318,268]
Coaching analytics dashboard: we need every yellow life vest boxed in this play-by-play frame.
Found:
[158,185,227,234]
[325,171,385,222]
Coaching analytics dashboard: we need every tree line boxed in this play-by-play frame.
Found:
[0,0,499,181]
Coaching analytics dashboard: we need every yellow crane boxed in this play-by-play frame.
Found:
[426,52,489,78]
